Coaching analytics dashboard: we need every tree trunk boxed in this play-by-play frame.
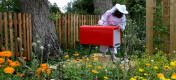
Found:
[19,0,61,59]
[93,0,113,14]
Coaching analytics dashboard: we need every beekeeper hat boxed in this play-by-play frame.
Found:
[115,4,128,14]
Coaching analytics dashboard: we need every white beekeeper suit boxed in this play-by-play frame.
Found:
[98,4,128,59]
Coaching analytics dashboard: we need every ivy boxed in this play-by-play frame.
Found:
[152,0,168,53]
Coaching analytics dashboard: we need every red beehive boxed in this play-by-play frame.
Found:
[79,25,121,47]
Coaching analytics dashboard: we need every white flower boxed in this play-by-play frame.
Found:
[40,46,44,50]
[151,60,154,62]
[32,42,37,46]
[17,37,20,41]
[37,40,41,44]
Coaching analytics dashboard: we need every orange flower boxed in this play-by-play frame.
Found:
[0,58,5,64]
[73,53,79,56]
[145,64,150,67]
[7,59,13,63]
[36,68,45,73]
[171,73,176,79]
[157,73,165,79]
[92,70,98,73]
[88,65,92,67]
[73,60,77,62]
[1,47,5,50]
[86,58,89,61]
[97,66,101,69]
[82,56,86,59]
[14,61,21,66]
[64,55,69,58]
[79,59,83,62]
[0,65,5,67]
[1,51,12,57]
[46,69,51,74]
[4,67,15,74]
[22,57,27,60]
[40,64,48,69]
[9,61,21,67]
[16,74,25,77]
[36,74,40,78]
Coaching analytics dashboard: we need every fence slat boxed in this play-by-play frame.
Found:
[4,12,8,50]
[170,0,176,56]
[26,14,30,60]
[68,14,70,48]
[29,14,32,60]
[65,15,68,48]
[146,0,155,55]
[0,12,3,48]
[70,15,73,48]
[18,13,22,57]
[9,13,14,54]
[59,15,62,46]
[73,15,76,48]
[14,13,18,57]
[23,13,27,57]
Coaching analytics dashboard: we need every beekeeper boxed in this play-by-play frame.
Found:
[98,4,128,60]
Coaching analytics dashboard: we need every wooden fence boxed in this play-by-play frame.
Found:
[0,12,32,60]
[146,0,176,56]
[56,14,101,49]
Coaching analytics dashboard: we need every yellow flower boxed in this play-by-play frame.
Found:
[139,77,143,79]
[73,60,77,62]
[73,53,79,56]
[97,66,101,69]
[92,70,98,73]
[164,66,171,71]
[170,62,175,66]
[155,48,158,50]
[154,66,158,69]
[88,65,92,67]
[104,76,108,79]
[130,78,136,80]
[40,64,48,69]
[145,64,150,67]
[0,58,5,64]
[171,73,176,79]
[157,73,165,79]
[144,73,148,76]
[139,68,144,72]
[4,67,15,74]
[93,57,98,62]
[64,55,69,58]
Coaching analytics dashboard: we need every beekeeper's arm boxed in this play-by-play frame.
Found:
[98,11,111,25]
[118,15,126,31]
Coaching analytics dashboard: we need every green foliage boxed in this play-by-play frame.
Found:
[0,0,20,12]
[113,0,146,39]
[49,3,61,14]
[65,0,94,15]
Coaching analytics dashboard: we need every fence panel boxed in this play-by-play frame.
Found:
[0,12,32,60]
[56,14,101,49]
